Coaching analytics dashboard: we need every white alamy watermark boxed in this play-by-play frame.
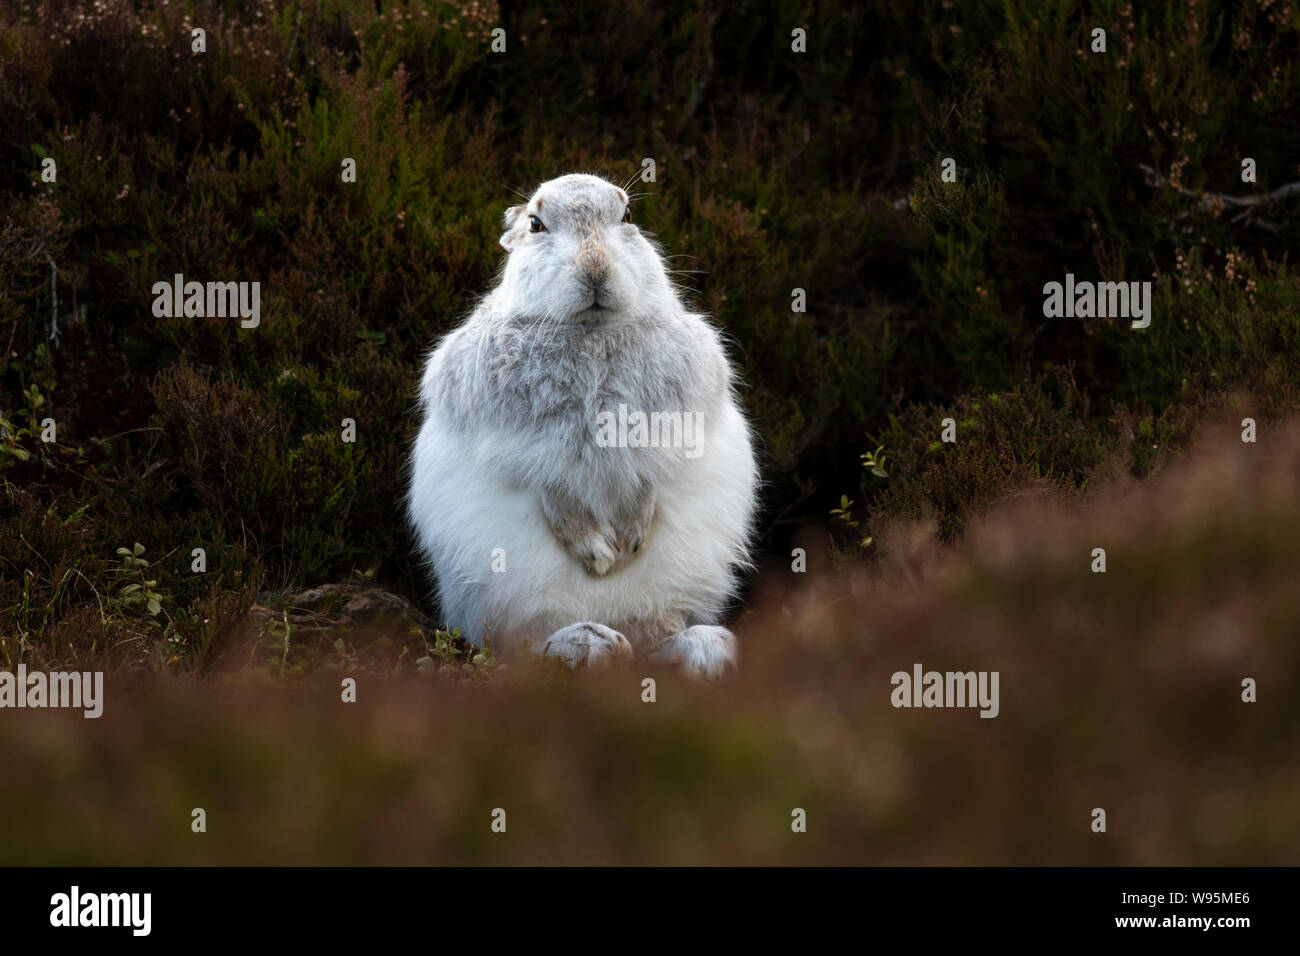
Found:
[0,665,103,718]
[151,273,260,328]
[50,886,150,936]
[891,663,1000,718]
[1042,273,1151,329]
[595,404,704,459]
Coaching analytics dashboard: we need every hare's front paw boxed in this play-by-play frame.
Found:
[548,511,620,576]
[543,485,654,576]
[531,622,633,669]
[610,494,655,570]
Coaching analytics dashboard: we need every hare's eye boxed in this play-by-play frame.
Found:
[528,215,546,233]
[622,206,633,224]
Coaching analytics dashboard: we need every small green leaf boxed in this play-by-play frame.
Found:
[63,502,91,524]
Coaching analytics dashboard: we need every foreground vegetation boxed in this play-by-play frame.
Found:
[2,414,1295,864]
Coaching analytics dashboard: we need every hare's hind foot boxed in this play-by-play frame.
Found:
[531,622,633,669]
[644,625,737,683]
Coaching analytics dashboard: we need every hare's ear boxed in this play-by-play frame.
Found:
[500,205,525,250]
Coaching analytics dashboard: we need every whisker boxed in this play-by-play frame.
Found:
[621,170,645,194]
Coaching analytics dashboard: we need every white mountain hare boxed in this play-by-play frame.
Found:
[407,173,758,681]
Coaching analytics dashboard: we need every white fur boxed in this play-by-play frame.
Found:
[406,174,758,680]
[530,622,633,669]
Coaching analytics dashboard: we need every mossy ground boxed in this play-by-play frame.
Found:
[0,1,1297,863]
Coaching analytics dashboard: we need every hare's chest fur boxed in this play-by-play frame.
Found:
[486,315,712,430]
[422,308,727,506]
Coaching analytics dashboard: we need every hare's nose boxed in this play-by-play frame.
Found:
[576,243,610,288]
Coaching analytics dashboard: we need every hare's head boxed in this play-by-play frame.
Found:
[496,174,671,322]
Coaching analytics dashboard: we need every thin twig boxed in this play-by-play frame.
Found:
[45,254,59,344]
[1140,163,1300,232]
